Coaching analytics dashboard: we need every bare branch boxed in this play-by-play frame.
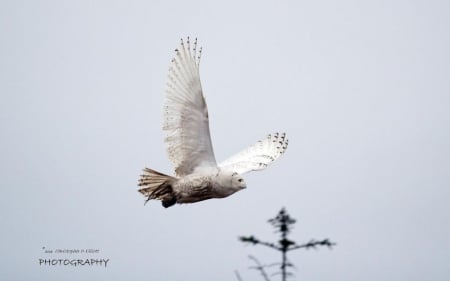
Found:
[248,255,271,281]
[234,270,244,281]
[239,236,280,251]
[289,239,337,251]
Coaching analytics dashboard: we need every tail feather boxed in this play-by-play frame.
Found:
[138,168,177,206]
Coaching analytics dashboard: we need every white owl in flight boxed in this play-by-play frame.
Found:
[138,37,288,208]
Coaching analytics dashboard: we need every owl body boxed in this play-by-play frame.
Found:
[175,170,246,203]
[139,168,246,207]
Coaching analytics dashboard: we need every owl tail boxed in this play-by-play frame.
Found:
[138,168,178,208]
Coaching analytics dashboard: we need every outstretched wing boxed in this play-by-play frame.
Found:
[218,133,288,175]
[163,37,217,177]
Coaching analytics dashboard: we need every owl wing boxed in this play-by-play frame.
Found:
[164,38,217,177]
[218,133,288,175]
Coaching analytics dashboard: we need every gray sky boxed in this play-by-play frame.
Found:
[1,0,449,280]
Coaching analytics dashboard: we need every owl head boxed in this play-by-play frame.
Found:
[215,169,247,197]
[231,172,247,190]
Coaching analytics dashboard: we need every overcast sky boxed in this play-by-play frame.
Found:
[1,0,449,280]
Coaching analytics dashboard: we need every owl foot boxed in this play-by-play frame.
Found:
[162,196,177,208]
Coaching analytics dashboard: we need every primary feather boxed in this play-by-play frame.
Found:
[219,132,289,174]
[164,37,216,177]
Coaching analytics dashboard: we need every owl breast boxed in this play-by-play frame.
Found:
[173,173,237,204]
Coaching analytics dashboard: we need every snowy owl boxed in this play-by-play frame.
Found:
[138,37,288,208]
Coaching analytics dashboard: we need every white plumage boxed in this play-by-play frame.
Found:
[138,37,288,208]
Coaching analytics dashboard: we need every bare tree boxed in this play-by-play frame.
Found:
[238,208,336,281]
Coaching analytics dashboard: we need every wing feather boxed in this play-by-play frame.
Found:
[218,133,289,174]
[163,37,217,176]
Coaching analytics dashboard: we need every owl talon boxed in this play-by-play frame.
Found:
[162,196,177,208]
